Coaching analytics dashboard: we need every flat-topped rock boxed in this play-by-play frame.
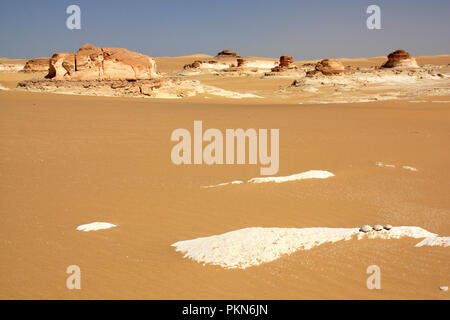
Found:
[46,44,157,80]
[216,50,239,58]
[22,58,49,72]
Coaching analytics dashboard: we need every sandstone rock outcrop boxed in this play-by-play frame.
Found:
[237,58,247,67]
[381,50,419,68]
[314,58,345,75]
[46,44,157,80]
[216,50,239,58]
[17,77,261,99]
[183,60,203,69]
[22,58,50,72]
[271,55,296,72]
[46,53,76,79]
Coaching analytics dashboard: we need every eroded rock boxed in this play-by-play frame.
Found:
[22,58,49,73]
[314,58,346,75]
[381,50,419,69]
[46,44,157,80]
[216,50,239,58]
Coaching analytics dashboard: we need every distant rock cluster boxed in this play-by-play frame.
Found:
[13,44,446,103]
[360,225,392,233]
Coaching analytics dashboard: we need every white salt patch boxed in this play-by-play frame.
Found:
[204,86,262,99]
[172,226,436,269]
[302,86,319,93]
[76,222,117,232]
[402,166,418,171]
[201,181,244,189]
[415,237,450,247]
[432,101,450,103]
[248,170,334,184]
[198,63,232,70]
[201,170,334,188]
[0,64,24,72]
[244,61,277,69]
[375,162,395,168]
[0,83,10,91]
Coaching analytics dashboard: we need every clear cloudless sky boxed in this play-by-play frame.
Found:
[0,0,449,59]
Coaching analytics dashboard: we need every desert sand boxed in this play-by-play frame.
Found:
[0,52,449,299]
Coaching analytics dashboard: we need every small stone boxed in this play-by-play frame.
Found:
[373,225,383,231]
[360,225,372,233]
[384,224,393,230]
[440,286,448,291]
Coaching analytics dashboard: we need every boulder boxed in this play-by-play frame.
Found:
[315,58,345,75]
[271,55,296,72]
[216,50,239,58]
[22,58,50,72]
[381,50,419,68]
[46,44,157,80]
[183,60,202,69]
[373,225,383,231]
[360,225,372,233]
[279,55,294,68]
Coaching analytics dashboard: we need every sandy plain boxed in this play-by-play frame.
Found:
[0,54,449,299]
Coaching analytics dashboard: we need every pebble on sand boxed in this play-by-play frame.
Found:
[373,225,384,231]
[360,225,372,233]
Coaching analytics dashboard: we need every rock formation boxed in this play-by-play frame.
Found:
[313,58,346,75]
[381,50,419,68]
[183,60,202,69]
[216,50,239,58]
[237,58,247,67]
[0,60,26,72]
[22,58,50,72]
[46,44,157,80]
[46,53,76,79]
[271,55,296,72]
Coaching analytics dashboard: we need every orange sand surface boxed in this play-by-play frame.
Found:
[0,55,449,299]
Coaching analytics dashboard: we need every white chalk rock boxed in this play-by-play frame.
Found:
[76,222,117,232]
[384,224,393,230]
[373,225,384,231]
[360,225,372,233]
[440,286,448,291]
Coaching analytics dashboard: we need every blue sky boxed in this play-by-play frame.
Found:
[0,0,449,59]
